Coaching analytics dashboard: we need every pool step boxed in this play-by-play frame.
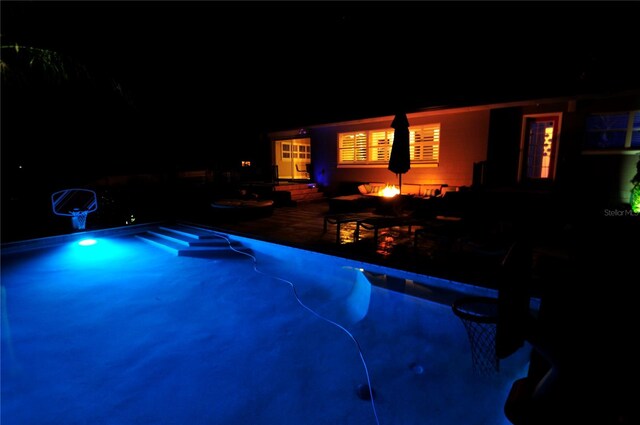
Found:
[136,224,253,258]
[158,223,226,240]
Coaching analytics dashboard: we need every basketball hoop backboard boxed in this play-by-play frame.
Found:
[51,188,98,217]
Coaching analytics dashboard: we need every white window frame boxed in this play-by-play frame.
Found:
[582,110,640,155]
[338,124,440,168]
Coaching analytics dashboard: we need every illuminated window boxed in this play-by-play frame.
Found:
[521,115,559,181]
[528,121,555,179]
[585,111,640,149]
[338,124,440,166]
[338,132,368,163]
[298,145,311,159]
[370,130,392,162]
[282,143,291,159]
[411,125,440,163]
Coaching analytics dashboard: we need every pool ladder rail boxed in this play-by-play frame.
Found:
[136,223,252,258]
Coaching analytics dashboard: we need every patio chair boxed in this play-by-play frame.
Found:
[327,182,386,213]
[354,214,419,246]
[413,215,464,250]
[411,189,473,251]
[323,212,372,244]
[295,163,310,178]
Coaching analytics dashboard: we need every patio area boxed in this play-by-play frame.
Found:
[184,198,565,298]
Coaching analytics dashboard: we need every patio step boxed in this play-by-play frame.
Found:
[274,183,326,203]
[295,190,326,202]
[136,224,253,258]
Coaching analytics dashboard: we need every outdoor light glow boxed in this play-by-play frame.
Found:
[631,186,640,213]
[380,184,400,197]
[64,237,136,266]
[78,238,97,246]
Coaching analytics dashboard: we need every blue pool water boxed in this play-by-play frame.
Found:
[1,228,531,424]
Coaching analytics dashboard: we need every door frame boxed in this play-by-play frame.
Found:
[274,138,311,180]
[517,113,562,183]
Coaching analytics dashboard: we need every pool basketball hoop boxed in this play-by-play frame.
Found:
[452,296,500,376]
[70,209,89,230]
[51,189,98,231]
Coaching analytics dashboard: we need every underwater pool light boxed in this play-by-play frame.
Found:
[78,238,98,247]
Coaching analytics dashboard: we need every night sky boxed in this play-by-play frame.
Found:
[2,1,639,183]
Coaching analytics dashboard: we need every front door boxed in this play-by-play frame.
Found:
[519,114,561,182]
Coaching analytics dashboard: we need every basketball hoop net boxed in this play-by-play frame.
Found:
[70,209,89,230]
[452,296,500,376]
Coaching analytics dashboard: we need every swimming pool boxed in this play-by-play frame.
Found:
[1,225,531,424]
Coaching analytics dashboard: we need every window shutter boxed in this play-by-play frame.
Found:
[412,125,440,164]
[338,124,440,165]
[339,132,368,162]
[355,132,367,161]
[370,131,391,162]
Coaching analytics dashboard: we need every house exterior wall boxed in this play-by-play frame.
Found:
[307,109,490,196]
[484,93,640,206]
[486,107,523,187]
[487,100,571,188]
[570,93,640,206]
[270,90,639,206]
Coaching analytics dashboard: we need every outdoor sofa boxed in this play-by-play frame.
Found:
[328,182,447,213]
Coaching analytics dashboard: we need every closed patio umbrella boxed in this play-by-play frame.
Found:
[388,111,411,193]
